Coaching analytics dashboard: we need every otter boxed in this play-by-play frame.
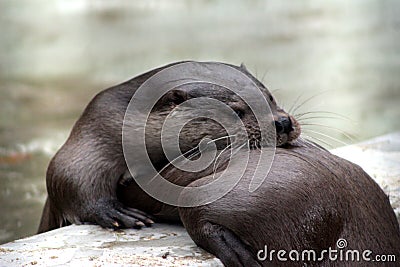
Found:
[173,139,400,266]
[38,61,299,232]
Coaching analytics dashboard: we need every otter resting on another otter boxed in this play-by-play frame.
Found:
[38,61,399,267]
[38,61,299,233]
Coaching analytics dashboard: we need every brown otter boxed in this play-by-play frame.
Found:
[38,61,299,233]
[173,139,400,266]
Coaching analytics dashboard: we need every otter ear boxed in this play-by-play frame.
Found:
[155,89,188,109]
[240,63,248,71]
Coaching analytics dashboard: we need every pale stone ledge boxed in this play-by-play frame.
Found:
[0,224,223,267]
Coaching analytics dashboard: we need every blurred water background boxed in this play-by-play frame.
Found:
[0,0,399,244]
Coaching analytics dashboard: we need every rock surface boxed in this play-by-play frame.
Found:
[0,224,222,267]
[1,132,399,266]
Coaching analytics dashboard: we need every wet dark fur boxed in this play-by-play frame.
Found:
[38,61,297,232]
[174,139,400,266]
[37,61,400,266]
[38,62,175,232]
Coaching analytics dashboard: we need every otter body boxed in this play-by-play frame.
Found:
[38,63,173,232]
[176,140,400,266]
[38,61,298,232]
[38,61,399,267]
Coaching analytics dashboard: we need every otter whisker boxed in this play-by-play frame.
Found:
[261,70,268,85]
[180,144,204,160]
[185,134,235,160]
[212,142,233,174]
[300,123,357,143]
[288,93,305,114]
[291,91,328,115]
[270,88,283,94]
[148,145,203,184]
[294,111,354,122]
[296,115,348,122]
[280,101,288,111]
[185,150,203,161]
[255,66,259,81]
[149,135,236,184]
[212,141,249,180]
[301,133,335,148]
[302,129,349,146]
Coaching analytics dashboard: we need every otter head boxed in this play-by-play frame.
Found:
[145,63,301,167]
[212,64,301,148]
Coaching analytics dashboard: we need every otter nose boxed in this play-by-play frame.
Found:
[274,117,293,134]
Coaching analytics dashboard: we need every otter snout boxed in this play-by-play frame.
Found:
[274,116,293,135]
[274,114,301,146]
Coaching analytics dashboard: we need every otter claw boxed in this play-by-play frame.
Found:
[135,221,145,228]
[89,198,154,230]
[146,219,155,225]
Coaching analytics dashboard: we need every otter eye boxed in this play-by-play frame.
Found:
[269,95,274,102]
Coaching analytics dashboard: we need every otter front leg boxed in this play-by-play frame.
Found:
[38,195,153,233]
[42,146,154,232]
[72,169,154,229]
[181,219,261,267]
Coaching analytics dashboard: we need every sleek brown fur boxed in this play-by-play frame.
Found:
[37,61,399,267]
[37,62,176,232]
[175,139,400,266]
[38,61,298,233]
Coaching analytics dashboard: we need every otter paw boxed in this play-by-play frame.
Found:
[90,198,154,229]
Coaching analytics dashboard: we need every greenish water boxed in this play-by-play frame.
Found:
[1,0,399,244]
